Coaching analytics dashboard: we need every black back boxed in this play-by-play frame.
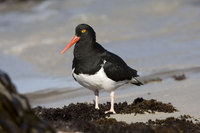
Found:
[72,24,138,82]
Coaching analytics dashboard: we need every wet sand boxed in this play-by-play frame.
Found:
[1,0,200,132]
[26,66,200,124]
[1,0,200,94]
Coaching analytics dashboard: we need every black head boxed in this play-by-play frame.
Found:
[60,24,96,54]
[75,24,96,42]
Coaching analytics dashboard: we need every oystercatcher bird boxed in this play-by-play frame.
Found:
[61,24,143,113]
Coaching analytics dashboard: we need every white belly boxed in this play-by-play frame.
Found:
[72,67,127,92]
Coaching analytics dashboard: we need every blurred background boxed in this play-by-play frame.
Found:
[0,0,200,94]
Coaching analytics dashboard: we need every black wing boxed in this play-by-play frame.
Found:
[102,51,139,82]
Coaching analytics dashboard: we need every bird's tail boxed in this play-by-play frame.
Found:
[131,77,143,86]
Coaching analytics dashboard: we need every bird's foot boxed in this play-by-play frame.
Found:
[105,109,116,114]
[95,106,99,110]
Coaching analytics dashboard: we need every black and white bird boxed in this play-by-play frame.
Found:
[61,24,143,113]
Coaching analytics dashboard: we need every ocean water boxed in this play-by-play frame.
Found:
[0,0,200,93]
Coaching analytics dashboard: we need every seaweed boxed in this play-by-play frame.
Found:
[33,98,187,133]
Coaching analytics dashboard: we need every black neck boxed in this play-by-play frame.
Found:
[73,38,96,59]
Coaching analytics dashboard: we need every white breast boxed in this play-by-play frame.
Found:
[72,67,127,92]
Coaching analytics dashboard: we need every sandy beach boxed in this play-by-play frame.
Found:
[26,66,200,124]
[1,0,200,132]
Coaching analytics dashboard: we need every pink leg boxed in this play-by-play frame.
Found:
[105,91,116,114]
[94,90,99,109]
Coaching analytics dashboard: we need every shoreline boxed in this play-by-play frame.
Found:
[26,66,200,124]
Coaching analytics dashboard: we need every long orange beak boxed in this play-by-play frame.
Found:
[60,35,80,55]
